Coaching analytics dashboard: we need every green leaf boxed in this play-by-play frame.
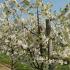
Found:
[24,0,29,5]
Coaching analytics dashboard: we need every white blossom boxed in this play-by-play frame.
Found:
[0,35,2,38]
[58,60,63,65]
[5,39,9,43]
[0,3,4,8]
[52,51,57,55]
[10,34,16,39]
[64,61,67,64]
[49,59,53,64]
[17,40,23,45]
[35,56,44,61]
[22,44,28,49]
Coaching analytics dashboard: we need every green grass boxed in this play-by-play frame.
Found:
[0,53,33,70]
[0,53,11,64]
[55,64,70,70]
[14,62,33,70]
[0,53,70,70]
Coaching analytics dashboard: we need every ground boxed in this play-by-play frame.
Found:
[0,64,10,70]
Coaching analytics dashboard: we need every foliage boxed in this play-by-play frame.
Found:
[0,0,70,70]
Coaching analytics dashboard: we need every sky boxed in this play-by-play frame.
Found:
[45,0,70,12]
[0,0,70,12]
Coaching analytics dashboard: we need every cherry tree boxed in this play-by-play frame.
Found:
[0,0,70,70]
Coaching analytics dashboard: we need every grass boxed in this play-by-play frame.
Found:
[0,53,70,70]
[14,62,33,70]
[0,53,33,70]
[0,53,11,64]
[55,64,70,70]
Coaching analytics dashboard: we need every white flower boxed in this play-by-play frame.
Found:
[17,40,23,46]
[21,18,26,24]
[0,34,2,39]
[66,28,69,32]
[5,39,9,43]
[52,51,57,55]
[0,3,4,8]
[62,47,70,57]
[22,44,28,49]
[36,56,44,61]
[63,53,68,58]
[69,34,70,39]
[42,35,49,44]
[21,18,25,22]
[10,34,16,39]
[64,61,67,64]
[49,59,52,64]
[0,32,3,38]
[44,4,47,10]
[59,60,63,65]
[17,40,28,49]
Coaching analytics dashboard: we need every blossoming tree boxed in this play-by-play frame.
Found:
[0,0,70,70]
